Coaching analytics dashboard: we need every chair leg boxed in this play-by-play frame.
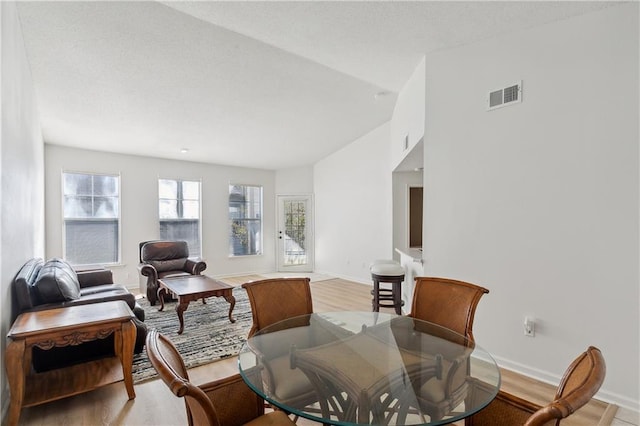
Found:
[371,276,405,314]
[393,281,402,315]
[372,279,381,312]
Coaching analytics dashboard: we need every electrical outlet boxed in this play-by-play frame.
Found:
[524,317,535,337]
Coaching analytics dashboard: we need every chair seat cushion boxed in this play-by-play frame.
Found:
[369,259,400,269]
[419,376,447,403]
[370,263,404,276]
[157,270,191,280]
[244,410,296,426]
[269,354,315,400]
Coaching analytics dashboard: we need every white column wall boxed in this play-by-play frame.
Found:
[423,4,638,408]
[0,0,45,416]
[391,57,426,169]
[314,122,392,284]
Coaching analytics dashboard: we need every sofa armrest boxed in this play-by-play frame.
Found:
[185,258,207,275]
[77,268,114,288]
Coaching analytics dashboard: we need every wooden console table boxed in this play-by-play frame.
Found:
[5,301,137,426]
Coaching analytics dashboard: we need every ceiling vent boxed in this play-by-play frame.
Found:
[487,81,522,111]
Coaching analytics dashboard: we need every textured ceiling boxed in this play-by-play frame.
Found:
[16,1,616,170]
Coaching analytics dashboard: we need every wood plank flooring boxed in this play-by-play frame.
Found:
[14,276,624,425]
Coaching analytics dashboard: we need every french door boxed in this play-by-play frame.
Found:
[276,195,314,272]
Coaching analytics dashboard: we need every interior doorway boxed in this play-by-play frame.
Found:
[409,186,423,248]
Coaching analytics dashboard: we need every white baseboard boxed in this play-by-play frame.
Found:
[313,269,370,286]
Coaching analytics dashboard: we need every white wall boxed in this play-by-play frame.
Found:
[45,146,277,284]
[314,122,393,283]
[275,166,313,195]
[0,0,45,415]
[391,58,426,169]
[423,4,638,408]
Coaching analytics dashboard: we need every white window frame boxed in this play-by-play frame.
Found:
[228,184,263,257]
[158,177,202,257]
[62,170,121,266]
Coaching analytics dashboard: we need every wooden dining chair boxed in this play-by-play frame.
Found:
[241,277,318,414]
[408,276,490,421]
[145,328,296,426]
[242,277,313,338]
[465,346,606,426]
[409,276,489,342]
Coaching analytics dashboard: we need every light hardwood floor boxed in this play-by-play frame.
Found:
[13,276,635,426]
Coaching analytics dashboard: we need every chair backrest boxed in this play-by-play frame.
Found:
[409,277,489,342]
[465,346,606,426]
[140,240,189,263]
[526,346,606,426]
[145,329,221,426]
[242,277,313,337]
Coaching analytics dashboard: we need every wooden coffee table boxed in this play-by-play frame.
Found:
[157,275,236,334]
[5,301,136,426]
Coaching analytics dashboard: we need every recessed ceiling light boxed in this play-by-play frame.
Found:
[374,91,390,100]
[180,148,189,154]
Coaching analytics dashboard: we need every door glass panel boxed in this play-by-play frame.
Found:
[283,200,307,266]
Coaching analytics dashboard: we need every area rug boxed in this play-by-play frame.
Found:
[132,286,253,384]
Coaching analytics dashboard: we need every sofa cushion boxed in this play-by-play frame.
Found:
[78,283,129,296]
[33,258,81,304]
[69,287,136,309]
[76,268,114,288]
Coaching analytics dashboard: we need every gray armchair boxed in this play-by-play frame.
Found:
[138,240,207,305]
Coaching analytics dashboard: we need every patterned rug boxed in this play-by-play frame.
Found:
[132,286,253,384]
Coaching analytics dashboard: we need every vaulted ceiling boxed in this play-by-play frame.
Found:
[16,1,616,170]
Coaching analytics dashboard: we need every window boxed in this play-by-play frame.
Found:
[159,179,201,257]
[63,172,120,265]
[229,184,262,256]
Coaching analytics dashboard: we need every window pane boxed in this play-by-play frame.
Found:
[64,195,93,218]
[160,219,200,257]
[93,175,118,196]
[63,172,120,265]
[228,185,262,256]
[64,173,92,196]
[159,200,178,219]
[158,179,201,256]
[159,179,177,199]
[230,220,249,256]
[248,200,261,219]
[93,196,118,218]
[182,200,199,219]
[182,181,199,200]
[65,220,118,264]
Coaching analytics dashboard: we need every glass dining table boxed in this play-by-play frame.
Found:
[238,311,500,425]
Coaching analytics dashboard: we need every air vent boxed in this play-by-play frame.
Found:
[487,81,522,111]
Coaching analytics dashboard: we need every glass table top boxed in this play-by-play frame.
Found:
[238,311,500,425]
